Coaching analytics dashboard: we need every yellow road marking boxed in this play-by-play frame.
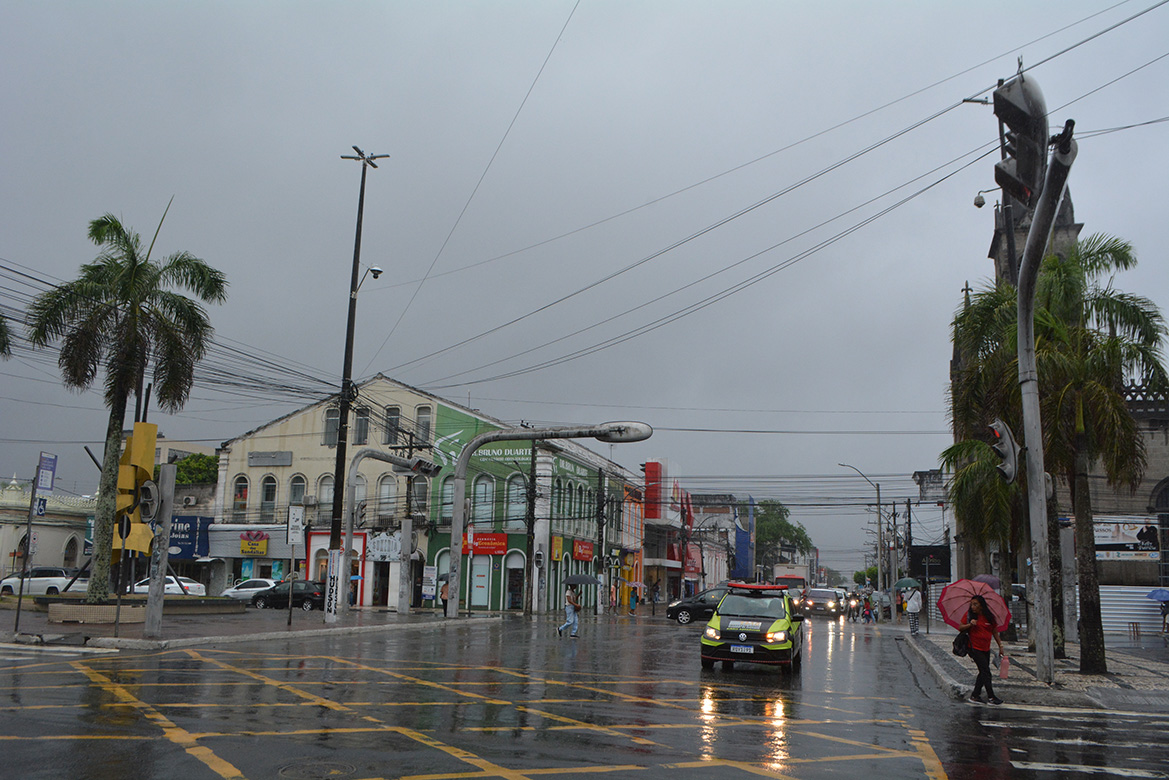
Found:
[72,662,247,780]
[908,727,950,780]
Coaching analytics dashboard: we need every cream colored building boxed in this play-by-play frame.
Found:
[213,374,645,613]
[0,476,94,578]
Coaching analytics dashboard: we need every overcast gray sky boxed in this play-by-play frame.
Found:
[3,1,1167,575]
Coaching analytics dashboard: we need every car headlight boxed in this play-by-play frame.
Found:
[828,600,836,608]
[668,600,681,608]
[704,626,721,640]
[766,630,788,643]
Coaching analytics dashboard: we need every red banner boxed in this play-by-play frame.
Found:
[572,539,594,561]
[462,533,508,555]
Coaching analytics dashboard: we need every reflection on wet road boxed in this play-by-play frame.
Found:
[1,616,1166,778]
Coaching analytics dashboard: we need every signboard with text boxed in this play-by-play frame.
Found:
[1093,516,1160,560]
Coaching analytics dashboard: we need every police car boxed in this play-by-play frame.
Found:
[699,582,803,671]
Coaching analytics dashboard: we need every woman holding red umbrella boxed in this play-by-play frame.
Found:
[959,594,1006,704]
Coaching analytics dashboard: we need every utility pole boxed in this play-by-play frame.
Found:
[523,443,538,616]
[595,470,605,616]
[326,146,388,624]
[905,499,913,548]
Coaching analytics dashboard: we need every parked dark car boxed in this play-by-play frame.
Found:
[666,586,729,625]
[251,580,324,611]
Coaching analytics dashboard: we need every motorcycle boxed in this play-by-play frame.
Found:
[847,597,860,621]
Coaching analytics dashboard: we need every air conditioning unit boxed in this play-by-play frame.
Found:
[182,496,197,507]
[303,495,317,507]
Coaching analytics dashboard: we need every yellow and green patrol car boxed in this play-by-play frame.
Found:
[699,582,804,671]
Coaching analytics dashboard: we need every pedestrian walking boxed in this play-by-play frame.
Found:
[958,594,1005,704]
[906,586,922,635]
[896,590,904,623]
[557,584,580,638]
[440,581,449,613]
[1161,600,1168,635]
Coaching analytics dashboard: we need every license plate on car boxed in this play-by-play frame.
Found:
[730,645,754,654]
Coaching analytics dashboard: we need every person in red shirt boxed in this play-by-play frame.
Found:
[958,595,1005,704]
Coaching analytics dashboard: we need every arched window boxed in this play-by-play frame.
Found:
[324,407,340,447]
[354,474,367,504]
[416,406,432,444]
[472,475,494,529]
[232,476,249,521]
[318,475,334,511]
[260,475,277,522]
[377,475,397,520]
[577,484,585,521]
[554,478,563,518]
[411,477,430,520]
[440,476,455,522]
[383,406,401,445]
[289,475,306,505]
[63,536,79,569]
[354,407,370,445]
[506,474,527,531]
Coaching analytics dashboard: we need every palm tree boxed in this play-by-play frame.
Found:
[27,208,227,602]
[1032,235,1167,674]
[947,234,1167,674]
[947,283,1032,636]
[0,314,12,356]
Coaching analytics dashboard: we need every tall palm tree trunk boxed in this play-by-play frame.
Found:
[1046,495,1066,658]
[86,393,128,603]
[1073,437,1107,674]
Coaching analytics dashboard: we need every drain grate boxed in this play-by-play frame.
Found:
[278,760,357,779]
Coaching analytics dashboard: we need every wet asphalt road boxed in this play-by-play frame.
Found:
[2,613,1167,779]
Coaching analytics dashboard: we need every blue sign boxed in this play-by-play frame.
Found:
[35,497,47,517]
[167,516,211,559]
[37,452,57,492]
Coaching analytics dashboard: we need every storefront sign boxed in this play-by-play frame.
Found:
[240,530,269,556]
[572,539,594,561]
[369,531,401,562]
[1094,516,1161,560]
[552,536,564,561]
[462,532,508,555]
[168,516,211,559]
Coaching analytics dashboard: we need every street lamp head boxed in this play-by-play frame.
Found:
[369,266,383,279]
[593,421,653,443]
[974,193,986,208]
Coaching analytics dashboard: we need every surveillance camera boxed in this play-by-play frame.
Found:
[973,194,986,209]
[370,266,383,279]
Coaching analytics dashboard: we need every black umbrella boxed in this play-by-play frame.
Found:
[564,574,601,586]
[436,572,449,582]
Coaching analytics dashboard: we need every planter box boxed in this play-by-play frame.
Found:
[49,603,146,624]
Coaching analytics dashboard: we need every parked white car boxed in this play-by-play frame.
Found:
[131,576,207,596]
[219,578,278,601]
[1,567,88,596]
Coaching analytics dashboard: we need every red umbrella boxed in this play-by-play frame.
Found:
[937,579,1011,632]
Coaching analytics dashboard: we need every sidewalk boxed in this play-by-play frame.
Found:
[895,617,1169,712]
[1,603,494,651]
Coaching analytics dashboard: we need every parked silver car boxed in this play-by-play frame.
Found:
[131,576,207,596]
[219,578,278,601]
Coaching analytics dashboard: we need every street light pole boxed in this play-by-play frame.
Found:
[1016,122,1077,684]
[325,146,387,624]
[840,463,882,622]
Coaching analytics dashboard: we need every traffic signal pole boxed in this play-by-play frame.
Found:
[1016,120,1077,685]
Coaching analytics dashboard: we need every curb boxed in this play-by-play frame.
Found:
[902,633,1107,709]
[82,614,503,650]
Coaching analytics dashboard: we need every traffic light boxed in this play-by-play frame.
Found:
[993,75,1049,208]
[406,457,441,477]
[988,418,1021,483]
[115,422,158,554]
